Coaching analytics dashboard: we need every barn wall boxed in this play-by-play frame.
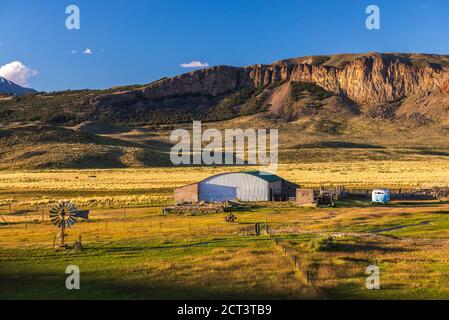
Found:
[281,180,300,198]
[174,184,199,204]
[268,181,283,199]
[199,173,270,202]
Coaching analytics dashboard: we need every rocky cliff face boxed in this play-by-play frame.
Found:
[141,66,242,99]
[138,52,449,106]
[3,52,449,126]
[289,54,449,104]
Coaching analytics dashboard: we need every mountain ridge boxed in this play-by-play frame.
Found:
[2,52,449,169]
[134,52,449,104]
[1,52,449,126]
[0,76,37,96]
[90,52,449,125]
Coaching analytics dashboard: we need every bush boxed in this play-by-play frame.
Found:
[308,236,336,252]
[315,120,346,135]
[290,81,333,101]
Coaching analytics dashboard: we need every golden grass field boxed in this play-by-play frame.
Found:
[0,161,448,299]
[1,160,449,208]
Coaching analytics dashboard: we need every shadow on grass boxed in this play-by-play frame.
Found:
[336,200,449,209]
[329,242,411,254]
[98,237,272,254]
[295,141,385,149]
[6,209,36,216]
[334,200,372,208]
[390,201,449,207]
[0,270,298,300]
[432,210,449,215]
[371,221,430,233]
[339,257,372,263]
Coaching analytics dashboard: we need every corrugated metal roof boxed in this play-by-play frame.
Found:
[243,171,282,183]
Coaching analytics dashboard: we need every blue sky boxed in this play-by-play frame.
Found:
[0,0,448,91]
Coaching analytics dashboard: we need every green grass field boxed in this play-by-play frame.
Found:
[1,199,448,300]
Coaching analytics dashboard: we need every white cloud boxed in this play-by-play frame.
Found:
[71,49,78,54]
[0,61,38,87]
[180,61,209,68]
[83,48,93,54]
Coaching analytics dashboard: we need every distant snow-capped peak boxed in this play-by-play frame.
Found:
[0,76,37,95]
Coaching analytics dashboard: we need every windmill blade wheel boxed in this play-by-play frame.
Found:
[49,201,79,228]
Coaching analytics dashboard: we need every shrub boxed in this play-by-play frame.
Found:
[290,81,333,101]
[315,120,346,135]
[308,236,336,252]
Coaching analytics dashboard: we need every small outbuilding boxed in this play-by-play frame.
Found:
[296,189,316,206]
[174,171,298,204]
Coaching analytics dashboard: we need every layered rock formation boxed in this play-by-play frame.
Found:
[137,52,449,105]
[2,52,449,126]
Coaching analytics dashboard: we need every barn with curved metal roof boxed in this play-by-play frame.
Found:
[174,171,298,204]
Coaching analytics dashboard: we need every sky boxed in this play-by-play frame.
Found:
[0,0,448,92]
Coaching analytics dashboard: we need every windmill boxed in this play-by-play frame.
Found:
[49,201,89,248]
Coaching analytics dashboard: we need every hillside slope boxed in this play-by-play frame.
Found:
[0,124,171,169]
[1,52,449,169]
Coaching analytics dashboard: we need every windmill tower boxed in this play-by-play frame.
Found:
[49,201,89,248]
